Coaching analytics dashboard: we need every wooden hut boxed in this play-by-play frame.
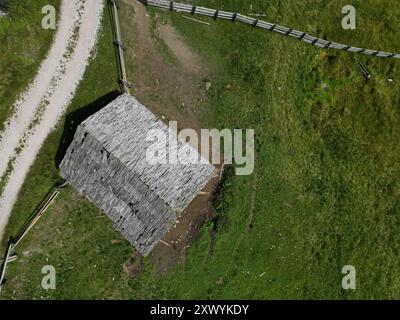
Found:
[60,94,217,256]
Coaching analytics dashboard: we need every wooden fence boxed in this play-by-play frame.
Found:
[110,0,131,93]
[142,0,400,59]
[0,180,67,294]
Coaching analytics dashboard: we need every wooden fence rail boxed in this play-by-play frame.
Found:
[110,0,131,93]
[141,0,400,59]
[0,240,14,293]
[0,179,68,294]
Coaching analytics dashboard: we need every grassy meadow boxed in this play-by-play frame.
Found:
[1,0,400,299]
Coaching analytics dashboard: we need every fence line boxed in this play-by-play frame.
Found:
[0,179,67,294]
[0,240,13,293]
[110,0,131,93]
[142,0,400,59]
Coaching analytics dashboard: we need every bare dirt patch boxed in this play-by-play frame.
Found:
[123,250,144,278]
[122,0,208,133]
[121,0,219,274]
[151,177,220,273]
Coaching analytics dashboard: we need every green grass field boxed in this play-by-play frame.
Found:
[1,0,400,299]
[0,0,60,132]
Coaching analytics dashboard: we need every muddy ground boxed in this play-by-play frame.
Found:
[120,0,220,274]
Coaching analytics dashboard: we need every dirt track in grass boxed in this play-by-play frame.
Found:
[122,0,219,273]
[0,0,104,241]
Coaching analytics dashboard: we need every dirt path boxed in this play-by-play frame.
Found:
[0,0,104,240]
[124,0,207,134]
[158,23,203,76]
[0,0,79,181]
[120,0,220,273]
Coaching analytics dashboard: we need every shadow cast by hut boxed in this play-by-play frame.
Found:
[55,90,121,168]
